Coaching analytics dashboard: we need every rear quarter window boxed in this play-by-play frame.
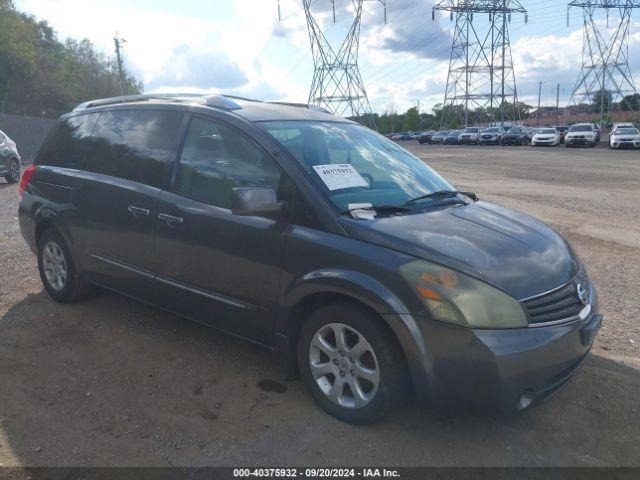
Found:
[86,109,185,188]
[38,113,100,168]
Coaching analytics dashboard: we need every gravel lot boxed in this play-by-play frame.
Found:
[1,145,639,468]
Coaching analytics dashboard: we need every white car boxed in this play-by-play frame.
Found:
[458,127,480,145]
[609,127,640,149]
[531,128,560,147]
[565,124,597,148]
[611,122,635,134]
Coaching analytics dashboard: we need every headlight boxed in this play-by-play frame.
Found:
[400,260,528,329]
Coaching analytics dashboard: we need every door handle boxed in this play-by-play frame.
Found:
[158,213,184,226]
[128,205,150,218]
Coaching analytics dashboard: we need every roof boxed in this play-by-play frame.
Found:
[73,93,352,124]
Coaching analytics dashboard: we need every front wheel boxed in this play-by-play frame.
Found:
[5,158,20,184]
[297,303,408,424]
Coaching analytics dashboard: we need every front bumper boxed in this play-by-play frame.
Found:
[412,291,601,413]
[611,141,640,149]
[501,137,524,145]
[479,137,500,145]
[566,138,594,146]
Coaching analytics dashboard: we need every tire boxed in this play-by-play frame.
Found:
[297,302,408,424]
[37,228,93,303]
[4,158,20,184]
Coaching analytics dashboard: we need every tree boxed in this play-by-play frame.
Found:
[591,89,613,114]
[404,107,420,131]
[0,0,142,117]
[620,93,640,112]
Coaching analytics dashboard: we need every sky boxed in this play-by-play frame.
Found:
[14,0,640,115]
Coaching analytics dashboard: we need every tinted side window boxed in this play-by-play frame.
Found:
[39,114,99,168]
[87,109,184,188]
[175,117,282,208]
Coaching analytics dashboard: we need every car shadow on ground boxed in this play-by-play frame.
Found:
[1,290,639,467]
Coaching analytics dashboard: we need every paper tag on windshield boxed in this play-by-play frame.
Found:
[312,164,368,191]
[348,203,376,220]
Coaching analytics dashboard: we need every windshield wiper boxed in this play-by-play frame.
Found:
[340,205,410,216]
[404,190,478,207]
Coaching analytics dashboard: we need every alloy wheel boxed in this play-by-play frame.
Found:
[42,241,68,291]
[9,159,20,182]
[308,323,380,409]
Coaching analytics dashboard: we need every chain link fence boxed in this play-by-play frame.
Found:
[0,108,59,163]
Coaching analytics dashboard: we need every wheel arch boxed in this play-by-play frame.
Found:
[276,270,430,396]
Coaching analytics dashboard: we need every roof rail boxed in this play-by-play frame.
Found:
[73,93,204,111]
[266,101,332,114]
[73,93,245,112]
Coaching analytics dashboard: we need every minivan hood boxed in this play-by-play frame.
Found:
[340,201,578,300]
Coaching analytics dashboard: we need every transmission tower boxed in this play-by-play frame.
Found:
[568,1,640,122]
[433,1,527,128]
[299,1,386,125]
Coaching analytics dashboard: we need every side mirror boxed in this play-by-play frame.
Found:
[231,188,284,216]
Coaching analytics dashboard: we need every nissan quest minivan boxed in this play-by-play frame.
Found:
[19,94,602,424]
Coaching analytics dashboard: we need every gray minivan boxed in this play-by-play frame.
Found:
[19,94,602,424]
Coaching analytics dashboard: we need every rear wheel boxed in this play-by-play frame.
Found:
[38,229,93,303]
[5,158,20,184]
[297,303,408,424]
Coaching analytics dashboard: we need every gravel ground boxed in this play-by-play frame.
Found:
[0,145,639,468]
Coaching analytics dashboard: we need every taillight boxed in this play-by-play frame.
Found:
[19,164,36,198]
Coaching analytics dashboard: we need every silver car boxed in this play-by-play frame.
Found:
[0,130,21,184]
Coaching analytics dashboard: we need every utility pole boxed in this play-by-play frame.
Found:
[537,81,543,126]
[433,1,528,129]
[555,83,560,126]
[113,34,127,96]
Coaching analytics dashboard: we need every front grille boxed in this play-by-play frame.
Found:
[523,280,587,325]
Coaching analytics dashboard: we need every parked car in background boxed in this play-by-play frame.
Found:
[555,126,569,144]
[593,124,601,143]
[609,127,640,149]
[565,124,597,148]
[430,131,447,144]
[418,131,434,144]
[531,128,560,147]
[524,127,536,144]
[0,130,21,184]
[443,130,462,145]
[18,93,602,424]
[478,127,505,145]
[458,127,480,145]
[500,126,527,146]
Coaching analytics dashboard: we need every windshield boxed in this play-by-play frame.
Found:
[464,128,479,133]
[615,128,639,135]
[537,129,557,134]
[569,125,592,132]
[484,128,501,133]
[261,121,453,211]
[508,127,524,134]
